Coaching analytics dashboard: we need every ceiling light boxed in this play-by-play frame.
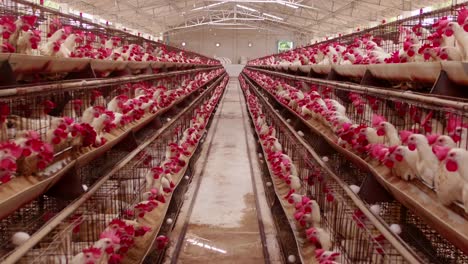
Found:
[276,0,319,10]
[263,12,283,20]
[236,4,258,12]
[215,43,220,47]
[192,2,225,11]
[277,1,298,9]
[284,3,298,8]
[248,42,253,47]
[182,42,186,46]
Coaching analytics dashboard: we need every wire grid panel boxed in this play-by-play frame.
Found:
[254,71,468,154]
[331,5,459,54]
[16,215,80,264]
[5,89,83,140]
[246,71,468,263]
[2,83,110,144]
[0,195,64,260]
[309,80,468,150]
[0,68,210,169]
[301,120,466,264]
[401,208,468,264]
[253,4,462,64]
[247,82,408,263]
[0,0,211,61]
[14,76,223,263]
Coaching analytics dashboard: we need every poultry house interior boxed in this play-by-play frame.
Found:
[0,0,467,263]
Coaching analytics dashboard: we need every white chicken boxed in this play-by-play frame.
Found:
[376,121,401,146]
[306,226,332,250]
[360,127,385,145]
[325,99,346,116]
[389,145,418,181]
[39,28,67,56]
[297,199,321,227]
[70,247,102,264]
[444,148,468,212]
[445,22,468,60]
[431,135,457,148]
[432,145,464,206]
[287,175,301,191]
[407,134,439,186]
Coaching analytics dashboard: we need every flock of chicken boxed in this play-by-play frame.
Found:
[0,69,223,186]
[244,69,468,213]
[240,76,333,263]
[240,75,405,263]
[0,15,218,64]
[64,76,227,264]
[249,7,468,66]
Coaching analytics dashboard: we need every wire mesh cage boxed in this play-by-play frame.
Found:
[0,0,213,62]
[240,74,416,263]
[0,195,65,259]
[248,69,468,177]
[0,69,225,263]
[308,79,468,172]
[0,67,215,178]
[301,106,468,263]
[242,70,468,263]
[4,74,227,263]
[250,3,463,66]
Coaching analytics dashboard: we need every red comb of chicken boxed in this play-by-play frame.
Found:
[426,134,440,145]
[372,114,386,127]
[19,15,37,31]
[432,145,451,161]
[100,230,121,244]
[399,130,413,144]
[458,6,468,31]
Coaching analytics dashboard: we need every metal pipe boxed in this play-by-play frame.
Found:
[0,66,221,98]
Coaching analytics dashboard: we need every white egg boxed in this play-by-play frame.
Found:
[349,185,360,194]
[166,218,173,225]
[287,255,296,263]
[266,182,272,187]
[390,224,402,235]
[297,131,304,137]
[322,156,329,162]
[82,184,89,191]
[370,204,381,215]
[184,176,190,180]
[12,232,30,247]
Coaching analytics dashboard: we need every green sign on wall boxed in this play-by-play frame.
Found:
[278,40,293,53]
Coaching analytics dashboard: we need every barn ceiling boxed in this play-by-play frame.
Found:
[56,0,453,40]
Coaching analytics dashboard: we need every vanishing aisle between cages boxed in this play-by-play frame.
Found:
[165,79,280,263]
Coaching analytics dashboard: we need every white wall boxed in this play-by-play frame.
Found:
[224,64,245,77]
[167,28,308,63]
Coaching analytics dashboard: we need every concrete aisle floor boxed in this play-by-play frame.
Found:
[166,79,281,264]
